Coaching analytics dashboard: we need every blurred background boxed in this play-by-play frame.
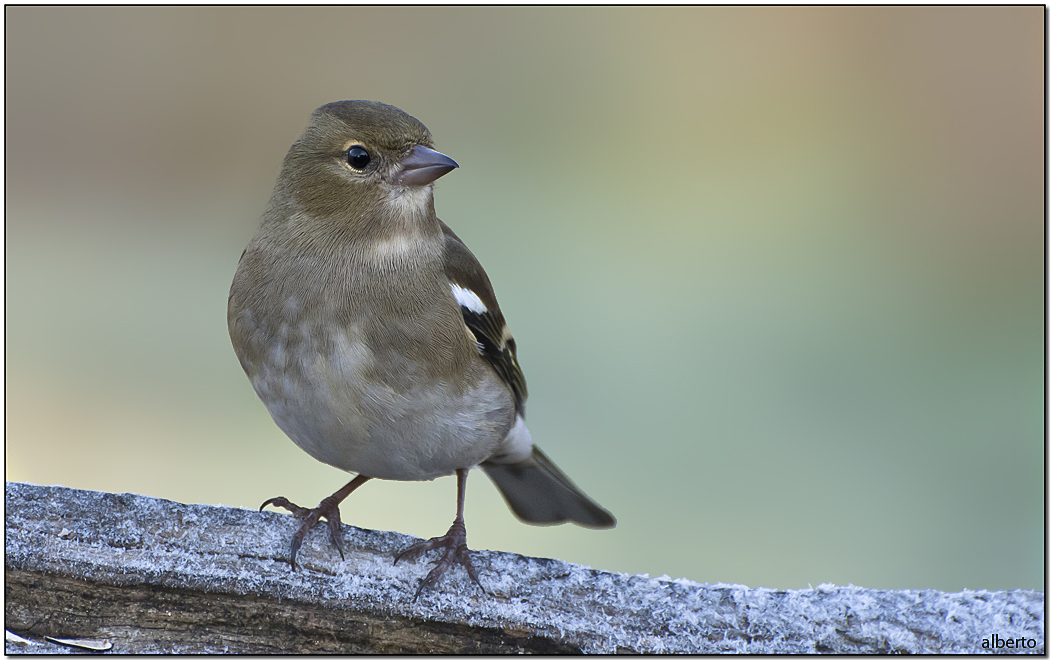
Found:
[6,7,1043,592]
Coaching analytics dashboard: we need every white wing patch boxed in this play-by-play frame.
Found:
[450,283,488,314]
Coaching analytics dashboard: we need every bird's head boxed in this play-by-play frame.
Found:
[276,100,458,227]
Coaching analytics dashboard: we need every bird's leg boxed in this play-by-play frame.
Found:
[260,474,370,570]
[394,468,484,600]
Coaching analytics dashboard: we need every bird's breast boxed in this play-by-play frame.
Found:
[229,244,516,481]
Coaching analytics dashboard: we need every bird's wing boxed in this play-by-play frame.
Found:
[438,219,527,416]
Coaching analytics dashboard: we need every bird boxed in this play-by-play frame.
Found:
[228,100,615,599]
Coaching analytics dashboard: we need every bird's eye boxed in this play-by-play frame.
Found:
[346,145,371,170]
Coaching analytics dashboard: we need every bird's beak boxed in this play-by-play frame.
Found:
[393,145,459,187]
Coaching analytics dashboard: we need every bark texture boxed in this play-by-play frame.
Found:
[5,482,1044,653]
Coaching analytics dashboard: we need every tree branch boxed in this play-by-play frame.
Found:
[5,482,1043,653]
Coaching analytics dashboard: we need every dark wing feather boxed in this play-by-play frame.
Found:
[439,220,527,416]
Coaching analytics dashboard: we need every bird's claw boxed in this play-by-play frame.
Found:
[260,495,345,569]
[395,519,484,601]
[260,496,310,517]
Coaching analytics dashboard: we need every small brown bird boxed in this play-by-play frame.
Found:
[228,100,614,599]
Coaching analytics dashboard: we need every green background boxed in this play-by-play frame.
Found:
[6,7,1044,592]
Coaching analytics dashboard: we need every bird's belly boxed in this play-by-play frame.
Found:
[244,319,514,481]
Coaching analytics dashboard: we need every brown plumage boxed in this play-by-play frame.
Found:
[228,100,614,600]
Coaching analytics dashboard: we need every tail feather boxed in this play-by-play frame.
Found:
[481,446,615,529]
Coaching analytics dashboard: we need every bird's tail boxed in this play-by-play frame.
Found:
[481,446,616,529]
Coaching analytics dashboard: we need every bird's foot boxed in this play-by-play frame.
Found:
[394,516,484,600]
[260,493,345,570]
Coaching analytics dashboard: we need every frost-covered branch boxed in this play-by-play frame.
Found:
[4,482,1043,653]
